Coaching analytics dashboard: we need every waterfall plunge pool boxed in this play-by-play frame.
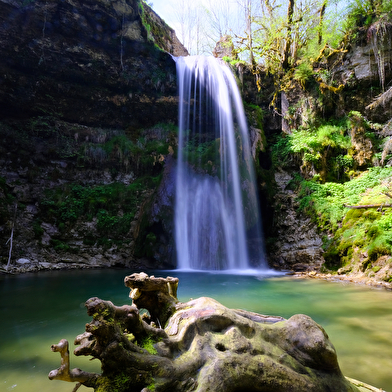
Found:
[0,269,391,392]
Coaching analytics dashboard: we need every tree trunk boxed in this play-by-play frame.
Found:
[282,0,294,70]
[318,1,327,45]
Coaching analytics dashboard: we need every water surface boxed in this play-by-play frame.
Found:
[0,269,391,391]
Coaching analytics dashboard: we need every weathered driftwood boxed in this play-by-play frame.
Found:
[5,203,17,271]
[124,271,179,327]
[49,272,366,392]
[344,192,392,209]
[48,339,99,389]
[344,203,392,209]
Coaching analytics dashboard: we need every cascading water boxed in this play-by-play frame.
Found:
[175,56,265,270]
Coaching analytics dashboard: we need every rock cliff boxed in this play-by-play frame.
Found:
[265,24,392,275]
[0,0,187,271]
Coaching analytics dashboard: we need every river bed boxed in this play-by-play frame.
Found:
[0,268,391,392]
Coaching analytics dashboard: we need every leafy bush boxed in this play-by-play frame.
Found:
[293,62,314,89]
[271,119,351,176]
[83,124,177,174]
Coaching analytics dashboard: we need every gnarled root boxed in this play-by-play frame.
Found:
[124,272,179,327]
[48,339,99,388]
[49,273,366,392]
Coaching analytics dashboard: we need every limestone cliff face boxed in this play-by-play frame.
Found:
[0,0,187,272]
[0,0,187,128]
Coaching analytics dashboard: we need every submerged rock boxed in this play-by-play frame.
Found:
[48,273,377,392]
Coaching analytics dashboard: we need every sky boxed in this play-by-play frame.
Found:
[147,0,245,55]
[148,1,181,31]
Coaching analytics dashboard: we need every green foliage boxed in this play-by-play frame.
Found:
[50,239,71,252]
[270,134,292,167]
[147,382,156,391]
[271,118,351,175]
[84,123,177,174]
[97,210,134,236]
[293,62,314,89]
[290,124,351,155]
[343,0,379,31]
[40,175,161,247]
[33,219,44,239]
[183,137,219,174]
[335,154,354,170]
[223,56,246,67]
[298,166,392,226]
[295,166,392,270]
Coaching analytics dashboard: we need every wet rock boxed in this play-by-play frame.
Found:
[269,170,325,271]
[16,258,30,265]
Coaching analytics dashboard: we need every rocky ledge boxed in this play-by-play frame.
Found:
[295,270,392,291]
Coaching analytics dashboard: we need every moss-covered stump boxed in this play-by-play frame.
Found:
[49,272,374,392]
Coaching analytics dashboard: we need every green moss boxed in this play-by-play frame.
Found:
[32,219,44,238]
[367,225,381,239]
[139,1,171,50]
[244,102,265,131]
[96,373,133,392]
[140,336,158,355]
[368,243,391,261]
[294,166,392,271]
[50,239,71,252]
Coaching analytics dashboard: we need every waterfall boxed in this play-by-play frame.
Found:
[175,56,265,270]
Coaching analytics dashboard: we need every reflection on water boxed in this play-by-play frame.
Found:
[0,269,391,392]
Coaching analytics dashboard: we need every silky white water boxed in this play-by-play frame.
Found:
[174,56,265,270]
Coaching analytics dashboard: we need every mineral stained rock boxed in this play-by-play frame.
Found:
[49,272,362,392]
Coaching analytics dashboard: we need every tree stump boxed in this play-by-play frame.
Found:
[49,272,363,392]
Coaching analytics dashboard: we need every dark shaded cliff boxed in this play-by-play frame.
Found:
[0,0,187,271]
[0,0,187,128]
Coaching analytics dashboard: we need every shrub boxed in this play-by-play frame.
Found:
[293,62,314,89]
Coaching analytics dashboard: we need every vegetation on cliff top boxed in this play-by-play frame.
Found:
[261,0,392,276]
